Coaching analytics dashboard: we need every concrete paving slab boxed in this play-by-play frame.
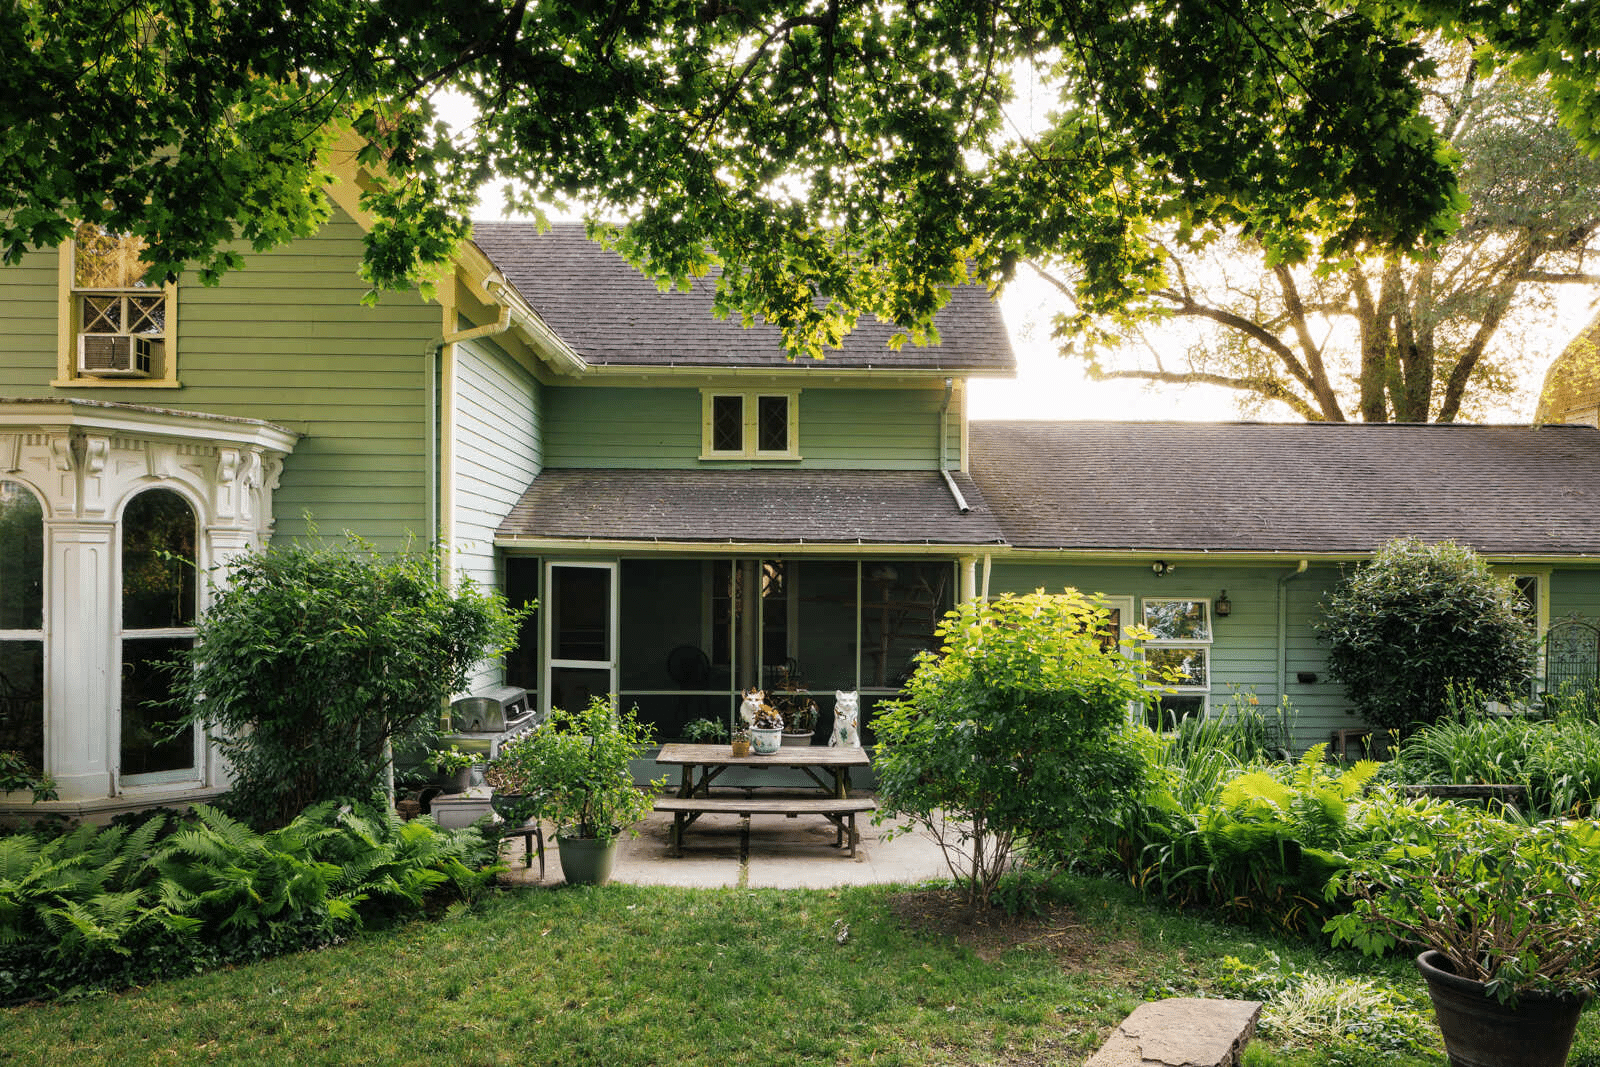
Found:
[496,801,949,889]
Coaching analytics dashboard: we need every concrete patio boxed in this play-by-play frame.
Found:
[497,801,951,889]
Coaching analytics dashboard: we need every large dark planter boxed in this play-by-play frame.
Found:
[1416,950,1587,1067]
[556,834,620,886]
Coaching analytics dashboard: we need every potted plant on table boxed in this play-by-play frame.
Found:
[426,744,478,793]
[730,728,751,758]
[484,696,666,886]
[769,663,818,746]
[741,691,784,755]
[1325,805,1600,1067]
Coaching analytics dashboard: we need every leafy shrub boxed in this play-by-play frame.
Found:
[171,535,522,829]
[1318,538,1534,734]
[0,799,497,1003]
[484,697,665,843]
[1385,710,1600,817]
[0,750,56,803]
[873,590,1150,909]
[1082,730,1385,936]
[1327,807,1600,1004]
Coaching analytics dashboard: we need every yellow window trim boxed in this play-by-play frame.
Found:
[699,388,801,460]
[54,241,181,389]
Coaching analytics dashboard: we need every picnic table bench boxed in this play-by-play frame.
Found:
[653,743,874,858]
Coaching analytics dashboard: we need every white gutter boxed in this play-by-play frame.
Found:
[483,275,589,376]
[939,377,971,514]
[1276,559,1310,704]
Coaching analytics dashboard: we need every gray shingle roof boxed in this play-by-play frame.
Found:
[496,468,1004,545]
[969,421,1600,556]
[470,221,1015,372]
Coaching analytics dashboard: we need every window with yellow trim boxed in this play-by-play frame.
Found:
[58,224,178,386]
[700,390,799,460]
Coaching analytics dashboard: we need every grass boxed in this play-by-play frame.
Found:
[2,872,1543,1067]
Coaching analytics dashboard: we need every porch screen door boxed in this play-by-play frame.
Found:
[542,561,618,715]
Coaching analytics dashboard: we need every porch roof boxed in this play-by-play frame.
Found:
[969,420,1600,556]
[495,468,1005,546]
[470,222,1015,374]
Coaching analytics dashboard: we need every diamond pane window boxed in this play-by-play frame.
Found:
[757,395,789,453]
[712,395,743,452]
[127,295,164,334]
[81,295,122,333]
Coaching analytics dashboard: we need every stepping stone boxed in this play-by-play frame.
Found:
[1086,998,1262,1067]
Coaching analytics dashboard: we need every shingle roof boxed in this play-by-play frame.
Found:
[969,421,1600,556]
[469,221,1015,373]
[496,468,1004,546]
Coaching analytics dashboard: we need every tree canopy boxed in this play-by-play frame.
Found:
[5,0,1599,354]
[1043,54,1600,422]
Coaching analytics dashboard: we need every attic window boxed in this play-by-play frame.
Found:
[701,390,800,460]
[56,224,180,388]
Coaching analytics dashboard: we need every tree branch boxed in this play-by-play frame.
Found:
[1092,366,1324,420]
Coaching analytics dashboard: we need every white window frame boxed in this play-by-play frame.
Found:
[699,389,800,460]
[116,488,204,788]
[1141,596,1213,721]
[55,229,180,389]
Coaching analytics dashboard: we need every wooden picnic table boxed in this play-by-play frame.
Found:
[652,743,873,856]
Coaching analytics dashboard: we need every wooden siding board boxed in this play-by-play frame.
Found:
[542,385,947,469]
[986,560,1354,748]
[0,210,437,547]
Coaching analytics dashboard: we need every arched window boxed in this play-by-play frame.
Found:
[119,489,198,782]
[0,481,45,772]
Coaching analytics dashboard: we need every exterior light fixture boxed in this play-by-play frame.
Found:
[1215,591,1232,617]
[1152,561,1172,577]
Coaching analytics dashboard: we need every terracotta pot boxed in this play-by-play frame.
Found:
[1415,950,1587,1067]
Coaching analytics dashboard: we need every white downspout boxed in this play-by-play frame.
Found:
[1276,559,1310,705]
[939,377,971,514]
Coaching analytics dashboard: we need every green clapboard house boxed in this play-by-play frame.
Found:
[6,183,1600,818]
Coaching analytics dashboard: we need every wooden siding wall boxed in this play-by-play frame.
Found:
[989,561,1357,749]
[452,334,542,690]
[541,383,962,469]
[990,561,1600,749]
[0,210,438,546]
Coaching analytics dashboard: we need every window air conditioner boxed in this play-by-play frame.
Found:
[78,333,158,378]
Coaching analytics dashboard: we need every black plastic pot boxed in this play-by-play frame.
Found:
[1415,950,1587,1067]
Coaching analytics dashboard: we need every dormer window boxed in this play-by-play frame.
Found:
[701,390,800,460]
[57,224,179,387]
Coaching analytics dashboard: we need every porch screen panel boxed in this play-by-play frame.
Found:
[0,481,44,767]
[788,560,858,693]
[620,560,722,738]
[861,562,954,689]
[550,566,610,662]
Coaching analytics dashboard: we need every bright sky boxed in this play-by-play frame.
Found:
[973,264,1600,425]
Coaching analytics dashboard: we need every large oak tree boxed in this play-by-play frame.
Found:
[1042,57,1600,422]
[4,0,1598,354]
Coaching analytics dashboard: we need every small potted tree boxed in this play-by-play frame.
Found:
[1326,805,1600,1067]
[485,697,666,885]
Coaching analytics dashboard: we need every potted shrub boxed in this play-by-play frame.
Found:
[1326,805,1600,1067]
[484,696,666,885]
[426,745,478,793]
[769,663,818,745]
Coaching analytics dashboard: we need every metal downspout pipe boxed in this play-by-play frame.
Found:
[939,377,971,514]
[1276,559,1310,705]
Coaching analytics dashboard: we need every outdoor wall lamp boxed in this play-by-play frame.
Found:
[1214,591,1232,617]
[1151,561,1173,577]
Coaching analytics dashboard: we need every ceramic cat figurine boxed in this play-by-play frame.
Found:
[829,690,861,748]
[739,688,766,727]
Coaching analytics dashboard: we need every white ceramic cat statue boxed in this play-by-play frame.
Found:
[739,688,766,727]
[829,690,861,748]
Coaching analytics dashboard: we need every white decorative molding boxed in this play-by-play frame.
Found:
[0,433,18,473]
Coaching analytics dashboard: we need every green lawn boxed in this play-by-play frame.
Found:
[2,877,1594,1066]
